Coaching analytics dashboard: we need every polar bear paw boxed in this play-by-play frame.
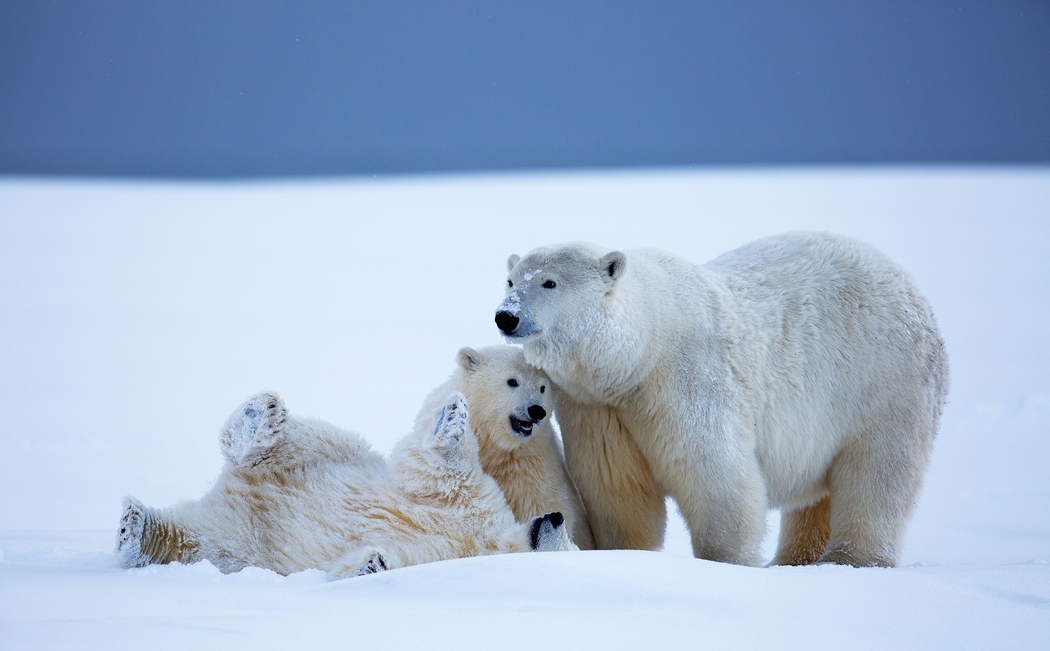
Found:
[220,392,287,467]
[432,392,469,449]
[328,547,392,580]
[354,551,390,576]
[529,512,579,552]
[821,543,894,568]
[115,497,150,568]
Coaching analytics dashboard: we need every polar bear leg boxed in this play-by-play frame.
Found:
[558,400,666,550]
[219,392,288,467]
[822,414,934,568]
[668,445,767,567]
[116,497,201,568]
[772,496,831,566]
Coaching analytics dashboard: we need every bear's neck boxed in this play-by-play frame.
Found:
[476,435,518,472]
[525,302,662,405]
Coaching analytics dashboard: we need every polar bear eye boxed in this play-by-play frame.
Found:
[542,280,556,289]
[507,379,519,388]
[540,386,545,393]
[507,279,514,288]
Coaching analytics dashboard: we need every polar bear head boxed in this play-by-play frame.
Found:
[494,243,655,403]
[494,243,625,343]
[491,243,630,388]
[455,345,551,452]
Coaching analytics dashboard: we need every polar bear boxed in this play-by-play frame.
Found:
[416,346,595,549]
[495,232,949,567]
[116,391,575,578]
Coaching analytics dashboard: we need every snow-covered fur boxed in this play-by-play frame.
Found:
[116,391,576,578]
[416,346,595,550]
[496,232,949,568]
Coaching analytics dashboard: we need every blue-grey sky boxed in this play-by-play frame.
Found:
[2,1,1048,177]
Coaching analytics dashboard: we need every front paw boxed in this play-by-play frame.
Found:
[529,512,578,552]
[328,547,395,580]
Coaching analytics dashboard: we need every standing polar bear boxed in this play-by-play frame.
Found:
[495,232,948,567]
[116,391,575,578]
[416,345,595,549]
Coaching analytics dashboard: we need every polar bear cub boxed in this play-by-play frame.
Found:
[416,346,595,549]
[116,391,575,578]
[495,232,949,567]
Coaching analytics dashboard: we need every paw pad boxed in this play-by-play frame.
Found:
[115,497,151,567]
[433,392,469,446]
[221,392,287,465]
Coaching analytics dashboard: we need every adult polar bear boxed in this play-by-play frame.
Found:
[495,232,948,567]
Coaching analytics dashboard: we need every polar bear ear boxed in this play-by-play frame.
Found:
[507,254,520,272]
[600,251,626,283]
[457,347,483,373]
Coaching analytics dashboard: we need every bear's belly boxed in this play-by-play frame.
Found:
[753,398,851,509]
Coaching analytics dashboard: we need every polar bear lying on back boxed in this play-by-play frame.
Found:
[116,391,575,578]
[496,232,948,567]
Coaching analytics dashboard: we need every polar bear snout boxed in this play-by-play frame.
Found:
[527,404,546,421]
[495,310,519,334]
[510,405,546,437]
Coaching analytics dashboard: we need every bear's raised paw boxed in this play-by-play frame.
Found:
[220,392,287,466]
[432,392,469,449]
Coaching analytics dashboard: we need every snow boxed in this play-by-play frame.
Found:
[502,290,522,315]
[1,166,1048,648]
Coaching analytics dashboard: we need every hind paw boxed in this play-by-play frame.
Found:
[220,392,287,466]
[115,497,149,568]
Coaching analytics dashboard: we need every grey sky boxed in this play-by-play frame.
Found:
[2,1,1048,177]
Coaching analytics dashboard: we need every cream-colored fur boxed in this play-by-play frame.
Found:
[496,232,949,567]
[416,346,594,550]
[116,391,576,578]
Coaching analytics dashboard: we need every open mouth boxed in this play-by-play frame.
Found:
[509,416,534,437]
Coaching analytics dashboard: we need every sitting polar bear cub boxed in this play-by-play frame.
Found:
[496,232,949,568]
[116,391,575,578]
[416,345,594,549]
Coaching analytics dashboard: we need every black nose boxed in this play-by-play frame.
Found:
[528,404,546,421]
[495,311,519,334]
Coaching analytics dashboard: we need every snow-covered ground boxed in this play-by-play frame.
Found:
[2,167,1048,649]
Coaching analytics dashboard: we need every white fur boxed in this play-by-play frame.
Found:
[497,232,949,567]
[415,345,595,549]
[116,391,576,578]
